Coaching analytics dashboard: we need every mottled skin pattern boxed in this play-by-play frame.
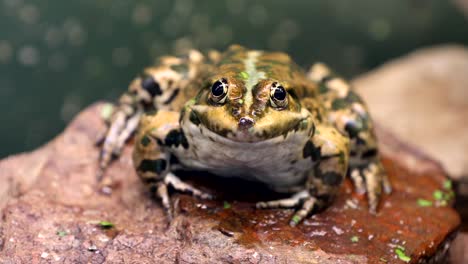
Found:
[98,45,391,226]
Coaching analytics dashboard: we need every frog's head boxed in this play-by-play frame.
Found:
[183,47,315,142]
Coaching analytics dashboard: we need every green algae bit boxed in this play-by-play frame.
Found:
[291,215,301,225]
[433,190,444,201]
[223,201,231,209]
[417,198,432,207]
[98,221,115,229]
[443,180,452,190]
[395,248,411,262]
[350,236,359,243]
[56,230,68,237]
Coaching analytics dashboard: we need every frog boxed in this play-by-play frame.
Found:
[98,45,391,226]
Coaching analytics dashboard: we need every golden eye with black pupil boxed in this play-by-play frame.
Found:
[210,78,228,104]
[141,75,162,97]
[270,82,288,108]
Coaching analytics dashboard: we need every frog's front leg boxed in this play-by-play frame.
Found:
[133,110,212,220]
[257,125,349,226]
[308,63,392,213]
[98,50,205,185]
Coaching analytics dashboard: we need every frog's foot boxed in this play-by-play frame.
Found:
[256,191,321,227]
[155,173,213,221]
[164,173,214,200]
[97,108,142,185]
[350,162,392,213]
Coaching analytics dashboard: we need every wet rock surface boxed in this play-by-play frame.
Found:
[354,45,468,264]
[0,103,460,263]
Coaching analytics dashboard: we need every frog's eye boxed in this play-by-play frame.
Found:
[141,75,162,97]
[270,82,288,109]
[210,78,228,104]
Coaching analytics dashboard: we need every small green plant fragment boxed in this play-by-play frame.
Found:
[417,199,432,207]
[433,190,444,201]
[56,231,67,237]
[443,180,452,190]
[350,236,359,243]
[223,201,231,209]
[98,221,114,229]
[100,104,114,120]
[291,215,301,225]
[395,248,411,262]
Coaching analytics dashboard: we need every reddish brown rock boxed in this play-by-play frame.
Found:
[0,103,460,263]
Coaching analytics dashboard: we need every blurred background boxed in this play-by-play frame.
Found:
[1,0,468,158]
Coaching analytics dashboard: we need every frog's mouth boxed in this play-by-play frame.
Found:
[186,105,313,143]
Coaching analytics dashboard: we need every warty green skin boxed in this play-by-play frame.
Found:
[98,45,392,226]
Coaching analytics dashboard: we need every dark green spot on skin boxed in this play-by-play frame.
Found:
[218,58,243,66]
[317,171,343,186]
[332,98,348,110]
[138,159,167,174]
[165,130,189,149]
[339,152,345,165]
[345,91,363,103]
[170,64,189,74]
[141,135,151,147]
[303,141,321,162]
[149,184,158,193]
[163,88,180,105]
[345,121,363,138]
[361,149,378,159]
[189,111,201,126]
[318,83,329,94]
[142,177,159,184]
[261,59,289,66]
[321,75,335,83]
[146,108,158,115]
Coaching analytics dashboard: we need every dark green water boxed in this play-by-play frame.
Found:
[1,0,467,158]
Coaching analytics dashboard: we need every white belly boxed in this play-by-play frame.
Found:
[172,123,314,192]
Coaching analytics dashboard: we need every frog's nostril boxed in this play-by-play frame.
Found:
[238,117,255,129]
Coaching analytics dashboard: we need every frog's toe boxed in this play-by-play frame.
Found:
[164,173,214,200]
[350,168,366,195]
[255,191,320,226]
[362,163,385,214]
[156,182,174,221]
[289,196,318,227]
[350,162,390,214]
[256,190,309,209]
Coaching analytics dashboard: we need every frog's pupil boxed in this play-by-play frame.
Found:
[274,86,286,101]
[211,80,225,97]
[141,76,162,97]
